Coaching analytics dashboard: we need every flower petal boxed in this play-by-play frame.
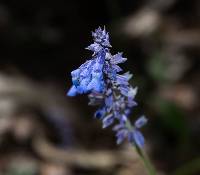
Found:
[110,52,127,64]
[95,108,106,119]
[133,130,145,148]
[67,85,77,97]
[102,114,114,128]
[116,129,128,144]
[134,116,148,128]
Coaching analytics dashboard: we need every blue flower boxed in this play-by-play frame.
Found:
[129,116,148,147]
[67,27,147,148]
[68,51,105,95]
[113,116,147,147]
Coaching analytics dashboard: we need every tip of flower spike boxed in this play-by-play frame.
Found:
[91,27,111,48]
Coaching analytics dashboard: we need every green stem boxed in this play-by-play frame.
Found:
[136,146,157,175]
[125,120,157,175]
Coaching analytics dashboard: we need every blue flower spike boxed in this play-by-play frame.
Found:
[67,27,147,148]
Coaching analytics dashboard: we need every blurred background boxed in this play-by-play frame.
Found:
[0,0,199,175]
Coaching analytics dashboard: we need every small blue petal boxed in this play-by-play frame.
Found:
[86,43,103,53]
[127,98,138,107]
[134,116,148,128]
[71,69,80,77]
[105,88,112,96]
[119,114,128,124]
[111,64,123,73]
[112,124,124,131]
[79,78,91,93]
[76,86,84,94]
[72,78,79,87]
[102,114,114,128]
[105,95,113,107]
[95,108,106,119]
[119,86,129,96]
[116,74,129,85]
[71,69,81,86]
[67,85,77,96]
[110,53,127,64]
[123,72,133,80]
[124,109,131,116]
[116,129,128,144]
[79,60,94,77]
[102,40,112,47]
[128,87,138,99]
[87,78,104,92]
[133,130,145,148]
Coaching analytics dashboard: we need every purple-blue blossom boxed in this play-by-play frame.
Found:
[67,27,147,148]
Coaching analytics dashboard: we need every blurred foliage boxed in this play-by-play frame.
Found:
[155,98,187,140]
[147,52,170,83]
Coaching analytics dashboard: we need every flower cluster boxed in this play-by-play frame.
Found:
[67,27,147,148]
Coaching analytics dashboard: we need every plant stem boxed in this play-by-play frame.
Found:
[137,146,157,175]
[126,120,157,175]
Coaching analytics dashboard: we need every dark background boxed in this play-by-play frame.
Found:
[0,0,199,175]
